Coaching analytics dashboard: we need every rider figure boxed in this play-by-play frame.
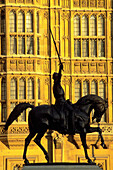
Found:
[53,63,76,134]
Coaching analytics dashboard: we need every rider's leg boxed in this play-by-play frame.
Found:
[65,103,75,133]
[68,111,75,134]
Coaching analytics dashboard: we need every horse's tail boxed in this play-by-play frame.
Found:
[4,103,34,131]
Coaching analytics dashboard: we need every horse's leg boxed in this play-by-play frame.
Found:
[34,131,49,162]
[87,127,105,148]
[23,132,36,164]
[80,132,92,163]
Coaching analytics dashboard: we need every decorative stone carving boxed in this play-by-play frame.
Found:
[102,126,113,134]
[90,62,97,73]
[26,60,34,71]
[98,63,105,73]
[110,62,113,74]
[73,0,80,7]
[54,133,63,149]
[82,0,88,7]
[0,60,6,72]
[44,99,49,104]
[13,164,23,170]
[74,62,80,73]
[62,77,71,85]
[9,126,29,134]
[90,0,96,7]
[9,0,15,3]
[0,126,29,135]
[10,60,17,71]
[61,11,70,20]
[37,60,42,72]
[42,0,48,6]
[26,0,33,3]
[43,60,50,72]
[17,60,25,71]
[82,62,89,73]
[64,62,70,74]
[17,0,24,3]
[43,11,49,18]
[45,78,49,85]
[98,163,104,169]
[98,0,105,7]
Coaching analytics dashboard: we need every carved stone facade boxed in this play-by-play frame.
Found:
[73,0,105,7]
[73,61,106,74]
[0,0,113,170]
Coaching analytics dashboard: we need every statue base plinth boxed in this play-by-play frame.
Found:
[22,163,102,170]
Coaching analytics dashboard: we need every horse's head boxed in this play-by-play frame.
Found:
[92,99,108,123]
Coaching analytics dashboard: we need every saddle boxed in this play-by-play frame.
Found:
[51,101,72,134]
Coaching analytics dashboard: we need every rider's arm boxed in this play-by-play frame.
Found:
[58,63,63,81]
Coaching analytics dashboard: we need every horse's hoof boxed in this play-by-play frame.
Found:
[45,154,49,163]
[24,159,29,165]
[88,158,93,164]
[101,142,105,148]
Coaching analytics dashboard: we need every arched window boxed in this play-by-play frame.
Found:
[10,36,17,54]
[90,39,97,57]
[98,39,105,57]
[1,78,6,122]
[82,16,88,36]
[1,36,6,55]
[27,78,34,99]
[9,11,16,32]
[98,15,105,36]
[27,36,33,54]
[1,103,6,122]
[10,78,17,99]
[99,80,105,122]
[99,80,105,99]
[26,12,33,32]
[1,78,6,100]
[73,15,80,36]
[37,37,40,55]
[74,39,81,57]
[18,36,25,54]
[19,78,26,99]
[83,81,89,96]
[18,11,25,32]
[1,10,5,33]
[91,80,97,94]
[82,39,89,57]
[18,109,26,122]
[10,103,16,113]
[90,15,96,36]
[38,78,40,99]
[37,12,39,33]
[75,80,81,101]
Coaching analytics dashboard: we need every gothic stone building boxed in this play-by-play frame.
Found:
[0,0,113,169]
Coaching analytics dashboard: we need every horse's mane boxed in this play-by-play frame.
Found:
[75,94,106,106]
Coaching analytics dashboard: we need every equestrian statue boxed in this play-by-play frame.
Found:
[4,62,108,164]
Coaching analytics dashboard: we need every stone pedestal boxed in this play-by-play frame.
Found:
[23,163,102,170]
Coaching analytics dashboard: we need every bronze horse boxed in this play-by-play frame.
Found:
[4,94,108,164]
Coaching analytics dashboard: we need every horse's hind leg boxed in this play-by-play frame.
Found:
[34,131,49,162]
[23,132,36,164]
